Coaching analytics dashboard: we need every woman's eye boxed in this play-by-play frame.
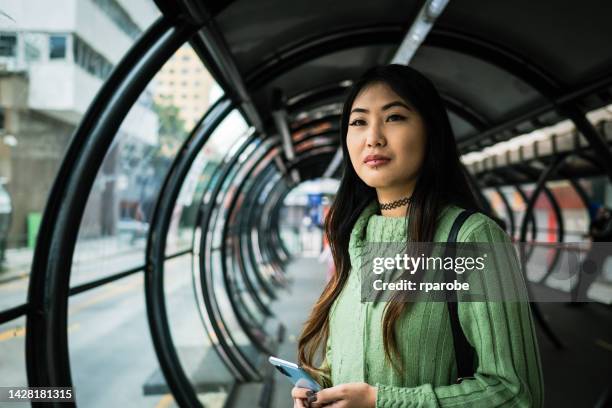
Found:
[349,119,366,126]
[386,114,405,122]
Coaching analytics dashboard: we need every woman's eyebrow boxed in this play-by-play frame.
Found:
[350,101,412,115]
[381,101,412,111]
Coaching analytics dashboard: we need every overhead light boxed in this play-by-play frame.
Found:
[391,0,451,64]
[427,0,450,20]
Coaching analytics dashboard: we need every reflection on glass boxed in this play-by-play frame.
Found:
[164,254,231,406]
[0,1,158,310]
[166,110,248,254]
[71,43,219,287]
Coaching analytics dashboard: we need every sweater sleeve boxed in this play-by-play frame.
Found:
[375,217,544,408]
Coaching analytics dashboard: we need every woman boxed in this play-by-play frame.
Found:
[291,64,543,407]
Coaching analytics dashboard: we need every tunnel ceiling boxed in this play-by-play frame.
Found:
[157,0,612,154]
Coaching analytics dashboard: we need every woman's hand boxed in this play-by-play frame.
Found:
[291,386,317,407]
[309,383,377,408]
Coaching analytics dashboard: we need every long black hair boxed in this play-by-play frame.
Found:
[298,64,483,381]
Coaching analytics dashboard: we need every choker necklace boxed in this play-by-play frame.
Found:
[378,195,413,210]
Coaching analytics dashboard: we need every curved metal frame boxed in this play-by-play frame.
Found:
[231,146,294,307]
[189,136,251,380]
[269,187,295,264]
[145,97,233,408]
[253,147,337,276]
[513,164,565,281]
[192,126,332,379]
[250,173,290,287]
[217,137,283,354]
[492,186,516,235]
[241,163,285,299]
[517,155,570,349]
[286,81,491,138]
[194,129,262,381]
[242,24,612,178]
[491,168,539,253]
[25,17,196,404]
[426,28,612,178]
[480,177,516,237]
[262,182,295,270]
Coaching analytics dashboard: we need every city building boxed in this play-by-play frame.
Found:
[0,0,159,246]
[152,44,216,131]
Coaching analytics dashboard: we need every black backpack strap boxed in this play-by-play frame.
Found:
[445,209,477,381]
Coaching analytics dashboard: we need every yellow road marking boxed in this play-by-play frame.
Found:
[156,393,174,408]
[0,278,141,342]
[0,325,25,341]
[0,323,80,342]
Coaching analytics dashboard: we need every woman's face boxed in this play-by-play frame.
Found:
[346,82,426,191]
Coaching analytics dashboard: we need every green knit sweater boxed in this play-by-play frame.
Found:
[319,200,544,407]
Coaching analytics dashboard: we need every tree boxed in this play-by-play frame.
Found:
[152,100,187,157]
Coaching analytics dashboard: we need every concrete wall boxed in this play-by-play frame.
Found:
[4,105,74,246]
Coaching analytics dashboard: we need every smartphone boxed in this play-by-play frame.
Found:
[268,356,322,392]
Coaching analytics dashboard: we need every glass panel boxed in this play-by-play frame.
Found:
[235,163,279,308]
[166,110,248,255]
[164,254,231,406]
[0,1,159,311]
[0,316,29,408]
[193,130,265,377]
[209,248,252,348]
[71,43,220,287]
[222,139,275,327]
[68,273,170,406]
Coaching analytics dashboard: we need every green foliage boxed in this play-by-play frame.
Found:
[152,100,187,157]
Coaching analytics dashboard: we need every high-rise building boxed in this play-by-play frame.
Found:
[152,44,215,131]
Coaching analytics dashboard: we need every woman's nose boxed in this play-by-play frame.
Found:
[366,129,386,147]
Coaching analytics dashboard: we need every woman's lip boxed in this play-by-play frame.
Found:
[364,155,391,162]
[364,159,390,167]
